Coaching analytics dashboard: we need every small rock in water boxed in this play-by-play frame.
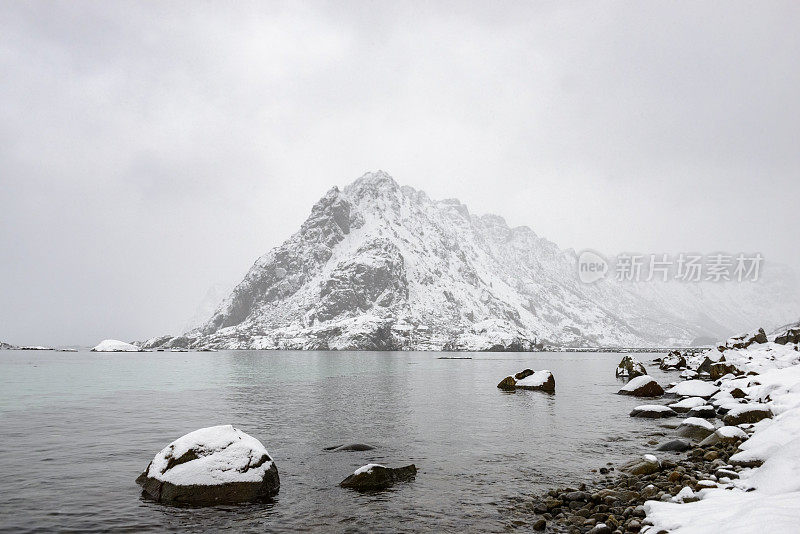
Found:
[629,405,677,418]
[340,463,417,491]
[657,439,691,452]
[324,443,376,452]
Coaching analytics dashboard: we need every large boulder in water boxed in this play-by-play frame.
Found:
[515,370,555,392]
[340,463,417,491]
[618,375,664,398]
[497,370,555,392]
[136,425,279,505]
[616,356,647,378]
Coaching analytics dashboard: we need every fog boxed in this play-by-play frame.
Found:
[2,1,799,345]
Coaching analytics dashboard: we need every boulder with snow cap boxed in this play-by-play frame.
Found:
[718,328,768,351]
[709,362,743,380]
[618,376,664,398]
[667,380,719,399]
[630,405,677,418]
[676,418,716,440]
[722,404,772,426]
[699,426,748,447]
[340,463,417,491]
[621,454,661,475]
[774,327,800,345]
[136,425,279,505]
[616,356,647,378]
[659,351,686,371]
[515,370,555,392]
[668,397,706,413]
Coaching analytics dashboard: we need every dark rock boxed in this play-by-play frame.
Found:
[686,406,716,419]
[497,376,517,390]
[723,405,772,425]
[630,406,677,418]
[709,362,742,380]
[730,388,747,399]
[618,377,664,398]
[533,518,547,531]
[775,327,800,345]
[340,464,417,491]
[324,443,376,452]
[657,439,691,452]
[718,328,768,351]
[515,368,534,380]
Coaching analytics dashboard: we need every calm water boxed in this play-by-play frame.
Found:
[0,350,676,533]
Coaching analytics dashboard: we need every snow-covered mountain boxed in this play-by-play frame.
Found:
[144,171,800,350]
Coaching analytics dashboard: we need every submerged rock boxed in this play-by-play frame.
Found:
[616,356,647,378]
[656,439,691,452]
[339,463,417,491]
[630,405,677,418]
[324,443,376,452]
[136,425,279,505]
[618,375,664,398]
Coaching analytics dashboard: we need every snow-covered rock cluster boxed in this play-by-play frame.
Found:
[144,171,800,351]
[642,322,800,533]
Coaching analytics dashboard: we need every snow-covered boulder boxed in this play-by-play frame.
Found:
[515,370,555,392]
[667,380,719,399]
[618,375,664,397]
[659,351,687,370]
[722,404,772,426]
[339,463,417,491]
[699,426,748,446]
[616,355,647,378]
[676,417,716,440]
[136,425,279,505]
[718,328,768,351]
[630,405,677,418]
[668,396,706,413]
[497,369,555,392]
[91,339,141,352]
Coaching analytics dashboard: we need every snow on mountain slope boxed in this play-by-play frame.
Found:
[143,171,800,350]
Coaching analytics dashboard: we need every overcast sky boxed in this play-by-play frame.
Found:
[2,1,799,346]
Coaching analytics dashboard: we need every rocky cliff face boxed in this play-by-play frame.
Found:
[144,171,800,350]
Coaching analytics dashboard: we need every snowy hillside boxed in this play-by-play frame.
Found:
[144,171,800,350]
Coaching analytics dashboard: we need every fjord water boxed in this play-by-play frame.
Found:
[0,350,675,533]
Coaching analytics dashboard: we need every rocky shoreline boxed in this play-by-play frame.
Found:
[521,435,744,533]
[513,326,800,534]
